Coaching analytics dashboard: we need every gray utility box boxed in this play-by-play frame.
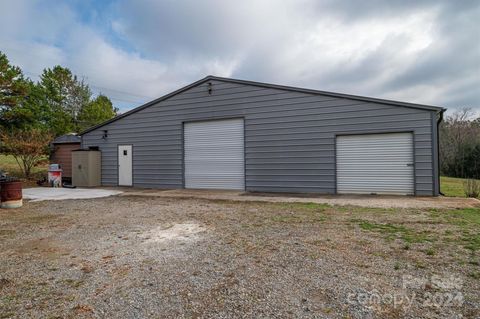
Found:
[72,150,101,187]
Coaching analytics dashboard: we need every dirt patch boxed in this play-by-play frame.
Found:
[140,222,205,243]
[121,188,480,209]
[0,278,12,289]
[15,237,69,258]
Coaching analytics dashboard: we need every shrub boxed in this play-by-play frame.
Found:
[0,129,52,179]
[464,179,480,198]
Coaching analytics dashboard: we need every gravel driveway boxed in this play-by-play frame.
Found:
[0,196,479,318]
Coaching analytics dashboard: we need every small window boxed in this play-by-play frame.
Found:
[123,150,128,156]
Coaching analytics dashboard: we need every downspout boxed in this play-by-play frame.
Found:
[437,109,445,196]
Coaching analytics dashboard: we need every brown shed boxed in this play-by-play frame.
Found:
[50,134,81,181]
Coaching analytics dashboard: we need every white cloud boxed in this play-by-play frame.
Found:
[0,0,478,112]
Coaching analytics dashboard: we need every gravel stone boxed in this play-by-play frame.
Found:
[0,195,478,318]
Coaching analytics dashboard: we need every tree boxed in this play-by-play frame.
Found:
[77,94,118,131]
[440,107,480,179]
[0,51,29,131]
[0,52,117,137]
[38,66,92,134]
[0,129,53,179]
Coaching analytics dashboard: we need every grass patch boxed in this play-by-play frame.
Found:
[270,211,326,224]
[0,154,48,180]
[440,208,480,226]
[462,233,480,252]
[63,279,84,288]
[272,202,330,211]
[338,205,397,214]
[267,202,328,224]
[469,272,480,280]
[430,207,480,252]
[270,215,304,223]
[359,221,408,233]
[358,221,433,243]
[0,229,15,237]
[441,176,480,198]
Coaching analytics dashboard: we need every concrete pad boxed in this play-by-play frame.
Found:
[23,188,122,202]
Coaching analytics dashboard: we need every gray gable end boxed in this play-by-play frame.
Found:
[81,76,443,196]
[80,76,445,135]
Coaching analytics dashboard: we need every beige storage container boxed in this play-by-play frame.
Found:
[72,150,101,187]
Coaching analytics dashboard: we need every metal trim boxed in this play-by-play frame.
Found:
[333,134,337,195]
[243,117,247,192]
[334,128,415,137]
[181,122,185,189]
[431,111,439,196]
[413,131,417,196]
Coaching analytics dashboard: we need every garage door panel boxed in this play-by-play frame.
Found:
[184,119,244,190]
[336,133,414,195]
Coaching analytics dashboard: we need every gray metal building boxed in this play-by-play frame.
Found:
[80,76,445,196]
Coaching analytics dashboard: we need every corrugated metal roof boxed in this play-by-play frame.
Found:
[52,134,81,144]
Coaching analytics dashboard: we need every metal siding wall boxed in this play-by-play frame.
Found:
[82,80,435,194]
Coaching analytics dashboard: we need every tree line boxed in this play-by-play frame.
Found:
[0,51,118,179]
[439,108,480,179]
[0,51,118,136]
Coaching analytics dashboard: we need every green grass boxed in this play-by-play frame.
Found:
[0,154,21,172]
[358,220,433,243]
[269,202,328,224]
[441,176,480,198]
[273,202,331,211]
[431,207,480,252]
[439,208,480,226]
[448,208,480,252]
[357,207,480,254]
[0,154,48,180]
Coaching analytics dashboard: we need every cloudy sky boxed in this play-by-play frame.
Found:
[1,0,479,113]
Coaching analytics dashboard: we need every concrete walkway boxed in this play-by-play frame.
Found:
[23,188,123,202]
[119,188,480,209]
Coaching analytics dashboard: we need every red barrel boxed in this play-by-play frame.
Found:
[0,181,23,208]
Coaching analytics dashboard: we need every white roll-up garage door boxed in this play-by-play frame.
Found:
[336,132,414,195]
[184,118,244,190]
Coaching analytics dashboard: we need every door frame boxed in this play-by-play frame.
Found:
[117,144,133,186]
[334,130,416,195]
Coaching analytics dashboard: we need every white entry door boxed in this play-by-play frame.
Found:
[336,132,414,195]
[118,145,133,186]
[184,118,245,190]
